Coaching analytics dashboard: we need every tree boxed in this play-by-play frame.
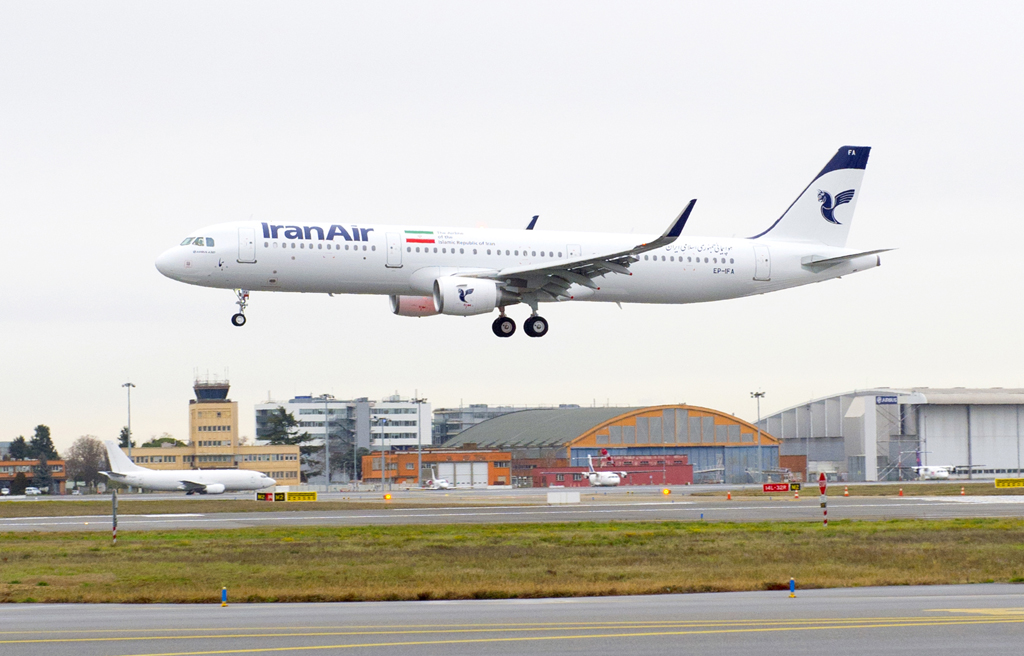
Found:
[8,436,28,460]
[258,406,317,481]
[65,436,108,489]
[10,472,28,495]
[118,426,136,449]
[141,434,185,448]
[33,457,54,492]
[29,425,59,460]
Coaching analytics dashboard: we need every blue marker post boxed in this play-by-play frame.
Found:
[789,578,796,598]
[221,587,228,607]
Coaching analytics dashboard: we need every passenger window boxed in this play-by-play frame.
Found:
[416,247,420,252]
[472,249,477,254]
[291,243,296,249]
[206,238,215,246]
[506,250,510,255]
[531,251,536,256]
[193,237,205,247]
[460,248,464,254]
[558,252,562,257]
[318,243,322,249]
[264,242,269,247]
[644,255,648,260]
[371,245,375,251]
[514,250,519,256]
[180,238,193,245]
[407,247,411,252]
[730,258,734,264]
[433,247,438,253]
[704,257,708,263]
[442,248,446,253]
[300,243,305,249]
[273,242,278,248]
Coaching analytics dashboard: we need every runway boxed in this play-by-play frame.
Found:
[0,584,1021,655]
[2,495,1023,531]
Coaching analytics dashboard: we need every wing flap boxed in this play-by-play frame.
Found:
[801,248,893,269]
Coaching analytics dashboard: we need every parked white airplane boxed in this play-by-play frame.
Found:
[422,467,452,490]
[156,146,885,337]
[914,466,952,480]
[99,441,276,494]
[587,453,628,487]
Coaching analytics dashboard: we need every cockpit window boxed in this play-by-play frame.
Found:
[193,237,205,247]
[180,238,194,245]
[205,237,215,246]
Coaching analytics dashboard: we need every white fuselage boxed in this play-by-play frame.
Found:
[113,468,274,493]
[588,471,622,487]
[156,221,880,305]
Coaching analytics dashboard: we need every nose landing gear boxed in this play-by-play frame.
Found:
[231,289,249,327]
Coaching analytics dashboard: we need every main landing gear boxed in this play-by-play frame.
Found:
[492,315,516,337]
[492,313,548,338]
[231,289,249,327]
[523,315,549,338]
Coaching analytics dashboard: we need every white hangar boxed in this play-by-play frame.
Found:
[757,388,1024,481]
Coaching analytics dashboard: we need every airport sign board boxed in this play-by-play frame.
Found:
[763,483,790,493]
[875,395,898,405]
[994,479,1024,489]
[254,491,319,502]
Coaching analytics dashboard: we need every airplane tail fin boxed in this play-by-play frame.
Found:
[751,146,871,247]
[103,440,143,473]
[587,455,595,473]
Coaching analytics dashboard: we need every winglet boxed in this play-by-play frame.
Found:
[664,200,696,239]
[526,215,539,230]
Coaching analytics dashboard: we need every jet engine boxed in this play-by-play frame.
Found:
[389,295,439,317]
[202,483,226,494]
[433,277,513,316]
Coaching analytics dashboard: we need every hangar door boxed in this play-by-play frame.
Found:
[445,462,489,487]
[753,245,770,281]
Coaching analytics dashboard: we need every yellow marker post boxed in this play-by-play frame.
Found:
[221,587,227,607]
[789,578,796,598]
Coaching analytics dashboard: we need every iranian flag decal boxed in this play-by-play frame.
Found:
[404,230,435,244]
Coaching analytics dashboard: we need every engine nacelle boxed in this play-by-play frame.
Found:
[390,295,439,317]
[202,483,226,495]
[433,277,508,316]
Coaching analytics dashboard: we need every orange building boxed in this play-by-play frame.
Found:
[362,449,511,487]
[0,459,67,494]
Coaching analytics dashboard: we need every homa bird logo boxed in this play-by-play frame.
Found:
[817,189,855,225]
[457,288,474,304]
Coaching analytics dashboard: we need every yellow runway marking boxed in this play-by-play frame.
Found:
[3,615,1021,652]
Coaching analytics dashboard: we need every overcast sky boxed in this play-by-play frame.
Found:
[2,1,1022,453]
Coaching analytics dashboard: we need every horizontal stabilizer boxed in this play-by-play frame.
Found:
[801,248,893,269]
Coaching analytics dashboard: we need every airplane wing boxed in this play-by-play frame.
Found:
[99,471,127,480]
[179,480,208,492]
[462,200,696,301]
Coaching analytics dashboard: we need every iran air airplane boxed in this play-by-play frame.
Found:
[156,146,886,337]
[100,441,275,494]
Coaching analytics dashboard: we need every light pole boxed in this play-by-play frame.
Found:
[321,394,335,490]
[751,391,765,483]
[122,382,136,459]
[374,417,390,490]
[413,396,427,486]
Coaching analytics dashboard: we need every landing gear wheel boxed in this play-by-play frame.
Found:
[524,315,548,337]
[231,289,250,327]
[492,316,516,338]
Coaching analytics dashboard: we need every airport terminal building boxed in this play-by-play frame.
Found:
[443,404,779,485]
[757,387,1024,481]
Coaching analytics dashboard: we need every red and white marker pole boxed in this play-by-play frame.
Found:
[819,472,828,527]
[112,489,118,545]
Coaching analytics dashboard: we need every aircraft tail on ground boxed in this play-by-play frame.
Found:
[752,146,871,247]
[103,440,143,473]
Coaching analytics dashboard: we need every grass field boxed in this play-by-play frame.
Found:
[2,518,1024,603]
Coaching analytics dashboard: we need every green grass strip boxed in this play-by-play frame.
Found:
[3,518,1024,603]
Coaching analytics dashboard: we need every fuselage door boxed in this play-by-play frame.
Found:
[386,233,403,268]
[567,244,581,259]
[753,245,770,281]
[237,227,256,263]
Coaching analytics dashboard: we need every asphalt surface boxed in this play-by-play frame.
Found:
[1,584,1021,655]
[2,494,1024,531]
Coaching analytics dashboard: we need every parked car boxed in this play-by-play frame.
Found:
[1,488,9,495]
[24,487,42,495]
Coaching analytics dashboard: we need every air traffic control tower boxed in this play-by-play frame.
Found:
[190,378,239,450]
